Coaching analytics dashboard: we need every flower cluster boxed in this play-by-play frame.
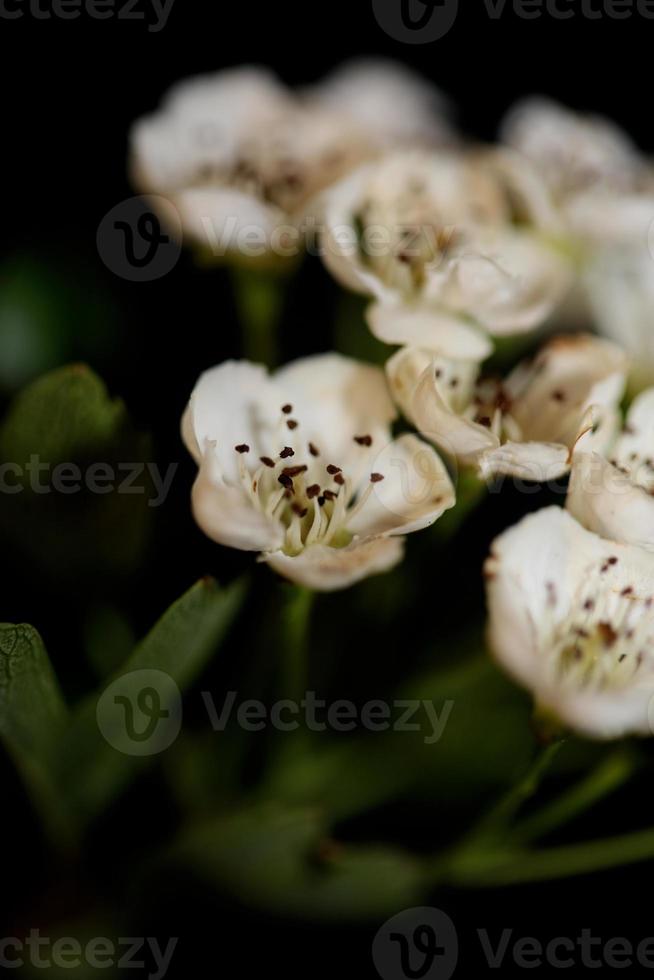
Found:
[133,62,654,738]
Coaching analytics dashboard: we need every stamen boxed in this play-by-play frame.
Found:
[235,444,250,454]
[306,484,321,499]
[371,473,385,483]
[326,465,341,475]
[280,447,295,459]
[282,465,308,478]
[287,420,299,430]
[278,474,294,490]
[260,456,275,468]
[354,435,373,447]
[308,442,320,457]
[282,404,293,414]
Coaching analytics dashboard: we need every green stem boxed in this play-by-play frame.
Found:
[279,585,315,707]
[232,268,285,366]
[461,740,565,851]
[447,827,654,888]
[513,749,637,845]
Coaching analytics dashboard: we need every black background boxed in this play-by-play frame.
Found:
[2,1,654,976]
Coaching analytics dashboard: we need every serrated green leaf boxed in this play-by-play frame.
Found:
[0,623,71,846]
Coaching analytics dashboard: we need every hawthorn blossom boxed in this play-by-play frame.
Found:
[568,389,654,552]
[130,62,451,262]
[306,58,454,151]
[182,354,455,591]
[500,97,644,204]
[485,506,654,739]
[386,334,627,482]
[321,150,572,357]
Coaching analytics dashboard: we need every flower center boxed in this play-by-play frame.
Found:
[232,404,384,556]
[544,561,654,692]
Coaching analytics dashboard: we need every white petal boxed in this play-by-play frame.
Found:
[347,434,455,538]
[410,360,498,463]
[586,246,654,392]
[191,448,285,553]
[453,230,572,335]
[506,334,627,446]
[368,301,493,360]
[264,536,404,591]
[479,441,570,482]
[273,352,396,472]
[567,452,654,552]
[167,186,285,256]
[186,361,281,483]
[308,59,454,150]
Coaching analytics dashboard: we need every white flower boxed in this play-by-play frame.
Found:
[130,62,453,263]
[322,150,571,357]
[387,334,627,482]
[182,353,455,591]
[131,67,371,261]
[584,243,654,392]
[568,389,654,552]
[305,59,454,151]
[486,506,654,739]
[500,97,643,203]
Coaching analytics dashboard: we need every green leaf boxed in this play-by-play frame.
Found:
[0,623,71,846]
[169,803,425,922]
[55,577,247,828]
[0,365,153,582]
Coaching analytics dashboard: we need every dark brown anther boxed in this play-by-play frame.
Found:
[598,622,618,648]
[354,435,373,447]
[370,473,384,483]
[621,586,634,597]
[260,456,275,468]
[326,464,342,475]
[323,490,338,501]
[287,420,299,430]
[282,465,308,478]
[278,474,294,489]
[318,496,326,507]
[282,404,293,414]
[306,484,321,499]
[333,473,345,486]
[235,444,250,453]
[292,503,308,518]
[309,442,320,457]
[478,416,492,428]
[280,447,295,459]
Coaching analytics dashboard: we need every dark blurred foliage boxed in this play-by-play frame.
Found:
[1,3,653,977]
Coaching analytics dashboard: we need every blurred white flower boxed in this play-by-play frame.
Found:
[387,334,626,481]
[500,96,643,203]
[131,62,452,263]
[486,506,654,739]
[182,354,455,591]
[568,390,654,551]
[585,244,654,392]
[305,59,454,151]
[322,150,571,357]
